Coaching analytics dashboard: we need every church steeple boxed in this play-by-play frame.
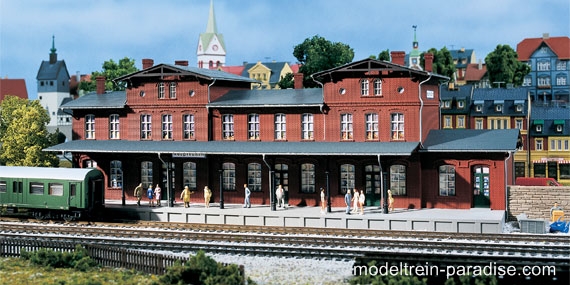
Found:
[49,35,57,64]
[197,0,226,69]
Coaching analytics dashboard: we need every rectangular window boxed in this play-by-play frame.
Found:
[533,163,546,178]
[537,61,550,71]
[30,182,44,195]
[443,116,452,129]
[158,82,165,99]
[169,82,176,98]
[556,61,567,70]
[373,79,382,96]
[222,114,234,140]
[515,119,523,130]
[162,114,173,140]
[140,114,152,140]
[248,114,260,140]
[475,118,484,130]
[248,163,262,191]
[535,139,543,151]
[361,79,369,96]
[183,162,197,190]
[13,181,23,193]
[301,163,315,193]
[301,113,314,140]
[109,114,120,139]
[515,162,526,179]
[365,165,381,195]
[183,114,195,140]
[0,181,6,193]
[523,77,531,86]
[365,113,378,140]
[391,113,404,140]
[141,161,153,187]
[538,77,551,87]
[560,163,570,180]
[390,165,406,195]
[110,160,123,188]
[222,162,236,191]
[274,114,286,140]
[488,117,509,129]
[340,164,355,194]
[456,116,465,129]
[439,165,456,196]
[340,113,353,140]
[48,183,64,196]
[556,76,567,86]
[85,114,95,139]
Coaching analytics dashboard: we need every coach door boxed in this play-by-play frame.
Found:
[11,179,24,205]
[472,166,490,208]
[68,183,80,208]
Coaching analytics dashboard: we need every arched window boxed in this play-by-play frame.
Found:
[439,165,455,196]
[360,79,369,96]
[390,164,406,195]
[373,79,382,96]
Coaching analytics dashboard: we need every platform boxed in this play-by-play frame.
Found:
[104,200,505,234]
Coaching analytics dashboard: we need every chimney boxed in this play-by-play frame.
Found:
[293,73,304,89]
[478,59,483,70]
[390,51,406,66]
[175,60,189,66]
[424,52,434,72]
[96,76,105,95]
[142,58,154,69]
[542,33,550,40]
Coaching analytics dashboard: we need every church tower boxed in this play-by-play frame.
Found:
[36,35,71,129]
[409,25,422,70]
[197,0,226,69]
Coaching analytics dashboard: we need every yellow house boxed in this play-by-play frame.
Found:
[242,61,293,89]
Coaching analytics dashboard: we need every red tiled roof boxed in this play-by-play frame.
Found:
[517,36,570,61]
[220,65,245,76]
[0,78,28,101]
[465,63,487,81]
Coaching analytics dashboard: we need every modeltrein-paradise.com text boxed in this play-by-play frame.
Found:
[352,262,557,279]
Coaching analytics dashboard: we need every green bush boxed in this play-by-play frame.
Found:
[20,244,98,271]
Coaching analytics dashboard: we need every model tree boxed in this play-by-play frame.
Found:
[277,72,295,89]
[293,35,354,88]
[78,57,139,92]
[421,47,456,81]
[485,44,530,87]
[0,96,59,166]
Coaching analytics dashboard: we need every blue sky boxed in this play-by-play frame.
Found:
[1,0,569,99]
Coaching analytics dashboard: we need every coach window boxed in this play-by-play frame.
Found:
[70,184,77,197]
[248,163,262,191]
[141,161,153,187]
[340,164,355,194]
[0,181,6,193]
[389,165,407,196]
[30,182,44,195]
[301,163,315,193]
[439,165,456,196]
[13,181,22,193]
[49,183,64,196]
[222,162,236,191]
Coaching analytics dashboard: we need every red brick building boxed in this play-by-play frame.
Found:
[48,54,520,211]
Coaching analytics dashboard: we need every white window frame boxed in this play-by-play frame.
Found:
[162,114,173,140]
[109,114,120,139]
[340,113,353,140]
[275,113,286,140]
[301,113,314,140]
[360,79,369,96]
[169,82,177,98]
[183,114,195,140]
[140,114,152,140]
[85,114,95,139]
[222,114,234,140]
[365,113,378,140]
[391,113,404,140]
[373,79,382,96]
[248,114,260,140]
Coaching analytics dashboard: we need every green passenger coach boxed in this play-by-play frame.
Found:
[0,166,104,220]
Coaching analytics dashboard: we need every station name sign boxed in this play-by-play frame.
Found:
[172,152,206,158]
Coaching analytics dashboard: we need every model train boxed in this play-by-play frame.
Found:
[0,166,104,221]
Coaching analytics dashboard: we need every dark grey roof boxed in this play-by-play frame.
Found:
[529,106,570,137]
[57,97,74,115]
[472,87,528,101]
[209,88,323,108]
[449,49,475,68]
[45,140,420,156]
[114,63,258,83]
[440,84,473,100]
[422,129,520,152]
[440,84,473,115]
[60,91,126,110]
[470,87,529,116]
[36,60,70,80]
[531,106,570,120]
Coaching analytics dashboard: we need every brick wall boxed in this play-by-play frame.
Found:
[507,186,570,221]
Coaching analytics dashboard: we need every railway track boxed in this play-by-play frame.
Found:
[1,220,569,267]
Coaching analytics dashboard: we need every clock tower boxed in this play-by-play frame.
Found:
[197,0,226,69]
[409,25,422,70]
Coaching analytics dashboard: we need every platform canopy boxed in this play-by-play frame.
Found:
[45,140,420,156]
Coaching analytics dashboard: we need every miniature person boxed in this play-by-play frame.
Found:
[359,190,365,215]
[204,186,212,208]
[276,184,285,208]
[134,183,143,206]
[551,202,563,221]
[154,184,161,206]
[388,189,395,212]
[147,184,154,207]
[352,189,359,213]
[243,184,251,208]
[320,188,326,214]
[344,189,352,214]
[180,186,193,208]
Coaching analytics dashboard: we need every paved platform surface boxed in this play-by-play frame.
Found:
[104,200,506,234]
